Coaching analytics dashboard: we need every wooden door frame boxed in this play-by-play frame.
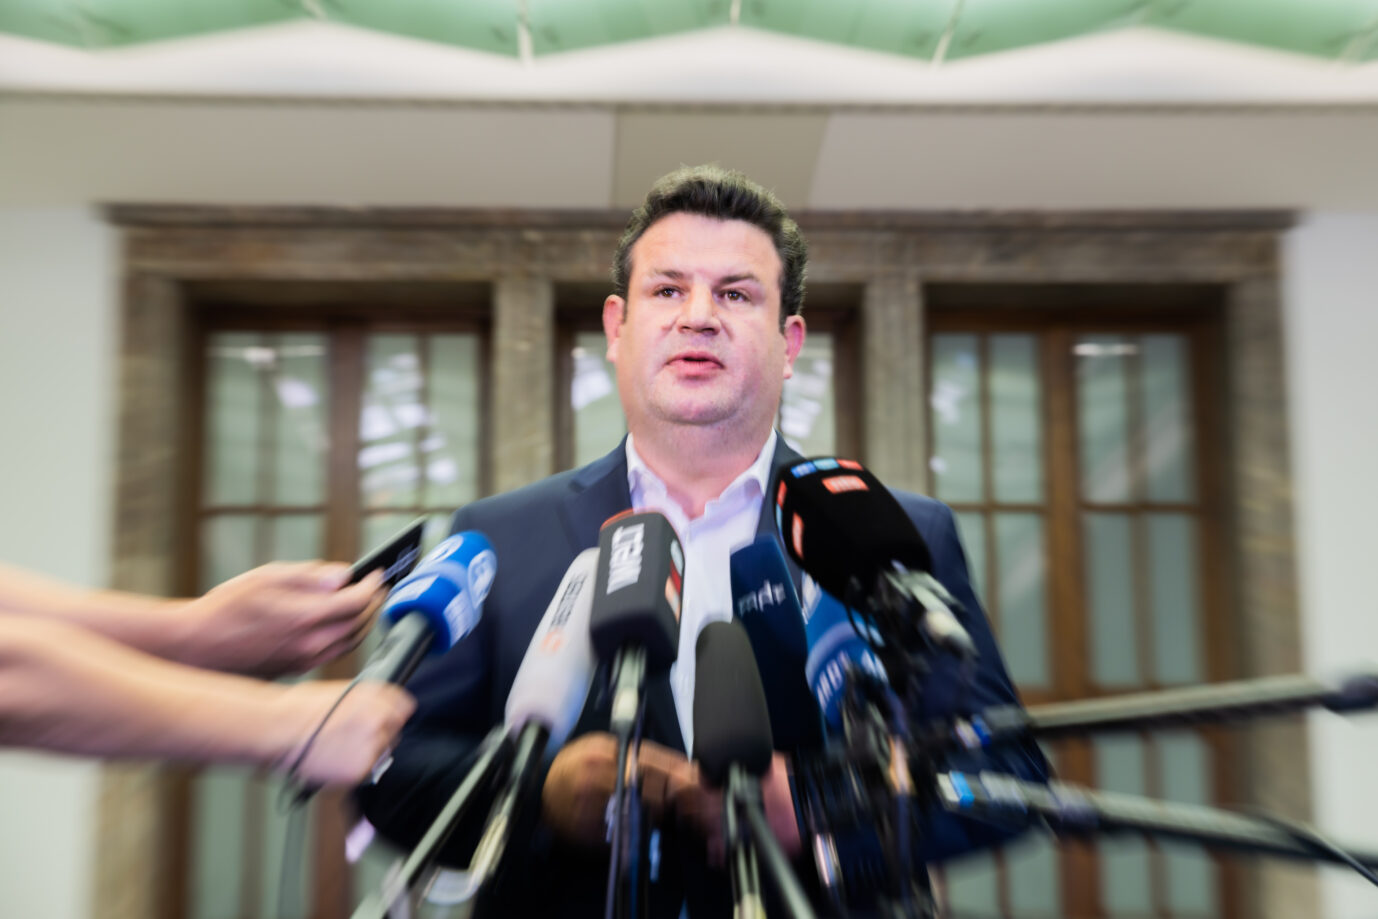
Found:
[98,206,1303,919]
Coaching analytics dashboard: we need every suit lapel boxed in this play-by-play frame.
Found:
[757,437,807,597]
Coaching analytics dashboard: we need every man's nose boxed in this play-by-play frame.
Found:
[678,286,720,331]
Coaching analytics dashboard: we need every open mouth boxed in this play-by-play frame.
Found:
[670,352,723,368]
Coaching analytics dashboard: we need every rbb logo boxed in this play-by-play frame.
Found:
[605,523,645,593]
[821,474,868,494]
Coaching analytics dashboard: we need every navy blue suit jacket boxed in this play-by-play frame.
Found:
[358,437,1047,914]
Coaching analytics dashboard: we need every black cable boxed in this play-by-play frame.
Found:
[272,677,366,917]
[1245,809,1378,888]
[279,675,366,808]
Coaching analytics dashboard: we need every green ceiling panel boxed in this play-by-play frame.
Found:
[1146,0,1378,60]
[0,0,89,46]
[332,0,520,57]
[2,0,1377,63]
[528,0,727,55]
[945,0,1143,60]
[742,0,954,59]
[0,0,295,48]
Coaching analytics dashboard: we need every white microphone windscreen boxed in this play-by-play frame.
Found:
[504,548,599,747]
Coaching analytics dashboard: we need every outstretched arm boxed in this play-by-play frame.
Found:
[0,615,413,786]
[0,561,383,677]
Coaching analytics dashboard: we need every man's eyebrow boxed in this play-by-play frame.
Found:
[644,268,688,281]
[717,273,764,287]
[642,269,765,286]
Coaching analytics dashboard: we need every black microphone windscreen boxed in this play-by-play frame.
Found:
[589,510,684,673]
[770,457,931,601]
[692,620,774,786]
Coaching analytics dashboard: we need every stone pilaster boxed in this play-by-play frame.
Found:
[490,274,556,493]
[861,270,927,492]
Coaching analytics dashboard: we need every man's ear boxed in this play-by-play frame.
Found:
[782,314,806,380]
[603,295,626,362]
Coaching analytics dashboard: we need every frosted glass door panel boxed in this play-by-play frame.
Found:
[990,334,1042,504]
[1076,336,1133,504]
[931,334,984,503]
[994,512,1049,688]
[571,331,625,468]
[781,333,836,457]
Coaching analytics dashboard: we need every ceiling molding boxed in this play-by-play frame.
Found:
[105,204,1294,232]
[9,90,1378,117]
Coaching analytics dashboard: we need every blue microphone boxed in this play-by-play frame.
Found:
[801,574,889,732]
[360,531,497,685]
[729,535,819,749]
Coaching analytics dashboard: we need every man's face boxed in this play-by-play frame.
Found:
[603,212,806,443]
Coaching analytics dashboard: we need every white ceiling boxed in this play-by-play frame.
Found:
[3,22,1377,212]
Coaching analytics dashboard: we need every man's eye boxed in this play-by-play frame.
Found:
[723,290,748,302]
[654,287,678,298]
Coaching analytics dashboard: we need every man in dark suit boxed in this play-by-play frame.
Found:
[358,165,1046,914]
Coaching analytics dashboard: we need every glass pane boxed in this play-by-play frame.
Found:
[190,767,249,919]
[954,511,988,608]
[271,514,323,562]
[361,335,423,508]
[1141,335,1195,504]
[1077,335,1133,503]
[1158,732,1216,916]
[1148,514,1202,685]
[258,777,314,919]
[1095,736,1152,915]
[572,330,625,468]
[1085,513,1140,688]
[930,333,984,502]
[201,515,258,594]
[271,333,328,506]
[1006,832,1061,918]
[206,332,263,506]
[944,851,1000,916]
[780,331,836,457]
[995,512,1049,688]
[990,334,1042,503]
[426,334,481,508]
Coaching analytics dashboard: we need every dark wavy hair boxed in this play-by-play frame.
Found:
[611,165,807,326]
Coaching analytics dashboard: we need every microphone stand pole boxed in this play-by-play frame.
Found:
[937,770,1378,872]
[917,670,1378,755]
[351,726,511,919]
[604,647,648,919]
[728,764,820,919]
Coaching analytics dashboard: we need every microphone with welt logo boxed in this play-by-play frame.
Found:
[588,510,683,919]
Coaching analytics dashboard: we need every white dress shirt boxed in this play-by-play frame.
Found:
[624,430,778,755]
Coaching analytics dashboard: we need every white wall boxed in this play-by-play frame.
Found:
[1285,214,1378,919]
[0,207,117,919]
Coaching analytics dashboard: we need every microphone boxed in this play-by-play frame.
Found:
[801,573,889,732]
[693,620,817,919]
[728,535,816,745]
[693,619,775,785]
[465,548,601,896]
[357,530,497,685]
[589,509,683,736]
[772,457,977,661]
[588,510,682,919]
